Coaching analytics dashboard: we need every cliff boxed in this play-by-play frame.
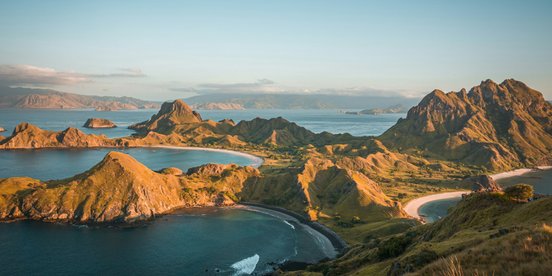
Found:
[380,79,552,170]
[0,152,259,223]
[83,118,117,128]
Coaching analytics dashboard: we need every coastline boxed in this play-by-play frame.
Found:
[238,202,348,257]
[145,145,264,168]
[403,191,470,222]
[490,166,552,181]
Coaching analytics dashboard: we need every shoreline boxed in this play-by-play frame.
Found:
[238,202,348,257]
[137,145,264,168]
[490,166,552,181]
[403,191,470,222]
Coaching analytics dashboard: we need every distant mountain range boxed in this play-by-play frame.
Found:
[345,104,408,115]
[0,86,160,110]
[184,93,420,109]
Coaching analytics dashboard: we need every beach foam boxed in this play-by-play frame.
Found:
[231,254,260,275]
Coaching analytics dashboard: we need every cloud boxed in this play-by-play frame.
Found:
[170,79,408,97]
[88,68,146,78]
[0,64,146,87]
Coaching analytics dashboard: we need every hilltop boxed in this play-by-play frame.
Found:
[380,79,552,170]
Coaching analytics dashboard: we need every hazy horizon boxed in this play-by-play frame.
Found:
[1,1,551,101]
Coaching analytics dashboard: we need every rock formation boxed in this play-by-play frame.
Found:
[129,99,203,133]
[0,127,5,132]
[380,79,552,170]
[463,175,502,192]
[83,118,117,128]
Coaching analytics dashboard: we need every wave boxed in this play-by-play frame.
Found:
[231,254,260,275]
[283,220,295,229]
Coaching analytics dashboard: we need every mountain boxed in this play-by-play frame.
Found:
[184,93,420,109]
[129,99,203,132]
[0,152,258,223]
[346,104,408,115]
[380,79,552,170]
[0,86,159,110]
[191,102,245,110]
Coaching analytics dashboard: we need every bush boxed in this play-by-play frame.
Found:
[377,232,415,260]
[504,184,534,201]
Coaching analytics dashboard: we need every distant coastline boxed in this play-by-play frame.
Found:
[490,166,552,181]
[146,145,264,168]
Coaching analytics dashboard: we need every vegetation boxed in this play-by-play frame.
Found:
[504,184,534,201]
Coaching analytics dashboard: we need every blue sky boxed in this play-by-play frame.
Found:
[0,0,550,100]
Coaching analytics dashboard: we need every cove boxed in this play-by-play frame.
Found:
[0,147,260,180]
[0,207,334,275]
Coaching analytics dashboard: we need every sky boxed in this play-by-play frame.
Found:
[0,0,551,100]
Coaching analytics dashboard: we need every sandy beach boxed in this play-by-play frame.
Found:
[491,166,552,181]
[404,191,470,221]
[145,145,264,168]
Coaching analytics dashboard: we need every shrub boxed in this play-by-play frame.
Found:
[377,232,415,260]
[504,184,534,201]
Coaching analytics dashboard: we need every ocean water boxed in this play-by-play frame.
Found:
[0,208,331,275]
[0,108,404,138]
[0,147,259,180]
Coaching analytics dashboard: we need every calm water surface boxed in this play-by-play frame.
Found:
[0,108,404,138]
[0,208,331,275]
[0,147,258,180]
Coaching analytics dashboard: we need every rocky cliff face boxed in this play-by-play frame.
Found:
[0,152,259,223]
[83,118,117,128]
[129,99,203,133]
[380,79,552,170]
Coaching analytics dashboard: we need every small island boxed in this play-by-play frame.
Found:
[83,118,117,129]
[0,127,5,132]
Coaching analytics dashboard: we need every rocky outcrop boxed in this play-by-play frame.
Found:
[0,152,259,223]
[83,118,117,128]
[0,123,117,149]
[463,175,502,192]
[129,99,203,133]
[0,127,5,132]
[380,79,552,170]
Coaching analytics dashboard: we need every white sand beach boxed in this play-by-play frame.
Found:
[144,145,264,168]
[491,166,552,181]
[404,191,470,221]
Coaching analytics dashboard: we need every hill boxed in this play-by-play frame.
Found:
[380,79,552,170]
[306,192,552,275]
[0,152,258,223]
[184,93,420,110]
[0,86,159,110]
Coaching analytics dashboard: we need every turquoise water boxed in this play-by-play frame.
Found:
[0,208,330,275]
[0,108,404,138]
[0,147,258,180]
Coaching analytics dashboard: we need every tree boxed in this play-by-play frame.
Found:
[504,184,534,201]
